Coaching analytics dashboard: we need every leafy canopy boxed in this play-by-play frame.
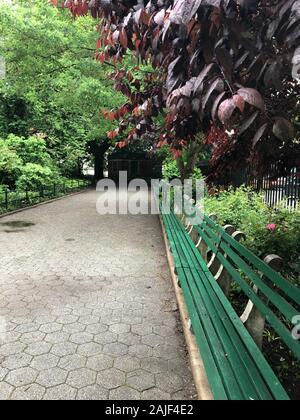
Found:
[53,0,300,178]
[0,0,125,177]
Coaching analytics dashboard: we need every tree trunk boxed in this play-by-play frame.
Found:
[88,139,110,183]
[94,151,105,180]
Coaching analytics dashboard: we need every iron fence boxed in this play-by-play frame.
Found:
[0,180,90,215]
[247,165,300,210]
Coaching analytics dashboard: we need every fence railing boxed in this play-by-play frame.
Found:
[0,179,90,215]
[247,166,300,210]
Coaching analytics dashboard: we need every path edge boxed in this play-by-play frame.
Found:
[159,214,214,401]
[0,188,92,219]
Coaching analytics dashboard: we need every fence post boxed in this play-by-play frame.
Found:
[53,183,56,197]
[26,188,29,203]
[40,186,44,199]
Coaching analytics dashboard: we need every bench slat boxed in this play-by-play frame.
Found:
[194,225,300,360]
[194,221,299,322]
[203,215,300,306]
[162,210,291,400]
[165,212,288,399]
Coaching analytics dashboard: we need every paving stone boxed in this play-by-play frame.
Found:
[97,368,125,389]
[109,323,130,334]
[77,343,103,357]
[67,368,96,389]
[142,334,165,347]
[20,331,46,344]
[70,332,93,345]
[56,315,79,325]
[142,388,171,400]
[127,369,155,392]
[51,342,77,357]
[0,342,26,356]
[58,354,87,371]
[118,333,141,346]
[94,331,118,345]
[2,353,32,370]
[6,367,38,387]
[103,342,128,357]
[15,323,39,334]
[132,324,153,336]
[31,354,59,370]
[10,384,45,400]
[44,332,70,344]
[114,355,141,373]
[1,332,21,344]
[36,368,68,388]
[39,323,62,334]
[0,382,14,400]
[155,372,184,394]
[26,342,52,356]
[86,354,114,372]
[77,385,109,400]
[78,315,100,325]
[141,357,169,374]
[129,344,153,358]
[43,384,77,400]
[153,325,174,337]
[62,323,85,334]
[85,323,108,335]
[0,367,8,381]
[109,386,141,400]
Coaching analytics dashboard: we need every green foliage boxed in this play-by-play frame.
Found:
[16,163,59,191]
[0,139,22,185]
[162,157,180,180]
[205,187,300,284]
[162,148,203,181]
[0,0,125,177]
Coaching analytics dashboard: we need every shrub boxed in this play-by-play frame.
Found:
[162,156,203,181]
[204,187,300,285]
[16,163,60,191]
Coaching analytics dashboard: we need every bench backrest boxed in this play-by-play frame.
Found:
[164,188,300,361]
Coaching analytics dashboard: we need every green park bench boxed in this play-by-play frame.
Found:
[159,188,300,400]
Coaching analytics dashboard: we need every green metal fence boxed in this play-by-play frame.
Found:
[0,180,90,215]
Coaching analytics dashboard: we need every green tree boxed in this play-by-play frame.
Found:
[0,0,124,179]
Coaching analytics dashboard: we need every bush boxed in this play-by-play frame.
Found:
[162,157,203,181]
[204,187,300,285]
[16,163,60,191]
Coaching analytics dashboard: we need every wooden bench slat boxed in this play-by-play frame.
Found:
[195,220,299,322]
[164,212,288,399]
[176,267,230,400]
[161,208,292,400]
[194,224,300,360]
[203,215,300,306]
[168,211,289,399]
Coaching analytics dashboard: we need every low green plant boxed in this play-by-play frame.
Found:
[16,163,60,191]
[204,187,300,285]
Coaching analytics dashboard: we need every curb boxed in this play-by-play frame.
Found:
[159,215,214,401]
[0,188,92,219]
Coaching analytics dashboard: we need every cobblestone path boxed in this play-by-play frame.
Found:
[0,190,196,400]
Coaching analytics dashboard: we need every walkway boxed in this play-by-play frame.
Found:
[0,190,196,400]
